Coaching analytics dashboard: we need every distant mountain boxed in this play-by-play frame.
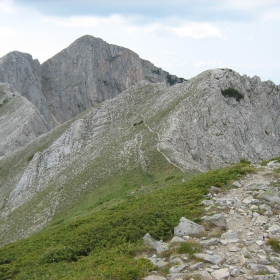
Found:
[41,35,185,124]
[0,68,279,246]
[0,35,185,157]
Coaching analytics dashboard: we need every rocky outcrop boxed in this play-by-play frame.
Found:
[0,83,50,157]
[41,35,185,123]
[157,69,280,171]
[0,51,53,130]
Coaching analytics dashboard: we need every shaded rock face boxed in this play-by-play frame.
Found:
[41,35,184,124]
[0,83,50,156]
[0,51,53,130]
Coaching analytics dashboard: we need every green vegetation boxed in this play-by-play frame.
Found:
[152,69,160,74]
[221,87,244,102]
[177,240,201,257]
[261,156,280,166]
[268,238,280,253]
[0,161,252,280]
[0,98,9,107]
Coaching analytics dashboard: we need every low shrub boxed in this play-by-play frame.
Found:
[268,238,280,253]
[221,88,244,102]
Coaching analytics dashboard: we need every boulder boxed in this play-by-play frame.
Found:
[143,233,169,254]
[211,268,230,279]
[201,214,228,229]
[194,253,224,265]
[174,217,205,236]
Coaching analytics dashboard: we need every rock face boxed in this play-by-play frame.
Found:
[0,51,53,130]
[0,83,50,156]
[0,36,184,155]
[41,35,184,124]
[158,69,280,171]
[0,68,280,246]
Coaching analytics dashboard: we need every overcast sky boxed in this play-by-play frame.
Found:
[0,0,279,84]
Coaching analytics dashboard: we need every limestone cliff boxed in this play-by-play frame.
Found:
[41,35,185,124]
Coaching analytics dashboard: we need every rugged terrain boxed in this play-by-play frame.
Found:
[0,35,280,280]
[143,160,280,280]
[0,35,184,156]
[0,67,279,247]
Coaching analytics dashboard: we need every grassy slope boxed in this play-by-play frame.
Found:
[0,161,252,280]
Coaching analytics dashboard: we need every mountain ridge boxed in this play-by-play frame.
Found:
[0,67,279,246]
[0,35,185,157]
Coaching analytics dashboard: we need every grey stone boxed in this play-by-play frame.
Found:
[169,264,188,274]
[144,276,167,280]
[201,200,215,206]
[230,267,240,277]
[247,263,265,270]
[199,238,220,247]
[174,217,205,236]
[170,236,186,244]
[210,186,222,193]
[211,268,230,279]
[268,224,280,234]
[148,257,168,268]
[266,265,279,274]
[256,240,264,246]
[194,253,224,265]
[201,214,228,228]
[143,233,169,254]
[170,257,184,265]
[254,215,268,226]
[258,188,280,204]
[267,160,280,169]
[215,197,235,206]
[221,231,239,242]
[232,181,242,188]
[189,262,204,271]
[245,180,270,191]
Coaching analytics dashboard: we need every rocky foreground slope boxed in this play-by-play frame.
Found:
[143,160,280,280]
[0,35,184,156]
[0,68,279,246]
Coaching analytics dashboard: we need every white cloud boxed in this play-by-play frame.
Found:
[41,14,123,28]
[162,50,176,55]
[0,0,16,14]
[195,60,222,68]
[126,23,161,36]
[171,22,222,39]
[262,10,280,21]
[0,26,17,38]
